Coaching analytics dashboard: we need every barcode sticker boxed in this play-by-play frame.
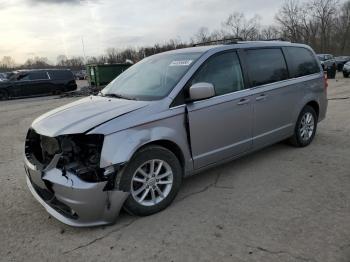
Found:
[169,60,193,66]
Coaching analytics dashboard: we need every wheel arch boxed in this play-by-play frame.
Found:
[305,100,320,119]
[293,98,321,127]
[136,139,186,173]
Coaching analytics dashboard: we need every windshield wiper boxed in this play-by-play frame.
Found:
[102,93,137,100]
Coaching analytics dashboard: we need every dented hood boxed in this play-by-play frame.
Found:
[32,96,149,137]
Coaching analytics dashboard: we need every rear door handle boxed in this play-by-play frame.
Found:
[256,94,268,101]
[237,98,250,105]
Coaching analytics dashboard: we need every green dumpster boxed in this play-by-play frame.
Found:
[86,63,131,89]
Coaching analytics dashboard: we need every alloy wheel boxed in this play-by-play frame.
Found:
[131,159,173,207]
[299,112,315,141]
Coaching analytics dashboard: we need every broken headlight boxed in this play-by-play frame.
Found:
[25,129,61,167]
[57,134,106,182]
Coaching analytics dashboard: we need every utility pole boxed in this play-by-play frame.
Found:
[81,36,87,64]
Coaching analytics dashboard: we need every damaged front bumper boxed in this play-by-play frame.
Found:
[24,156,129,227]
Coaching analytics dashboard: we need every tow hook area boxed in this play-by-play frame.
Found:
[24,130,131,226]
[25,156,129,227]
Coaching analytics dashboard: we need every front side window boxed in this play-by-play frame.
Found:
[245,48,288,87]
[102,52,202,101]
[190,51,244,96]
[284,47,320,78]
[18,73,30,81]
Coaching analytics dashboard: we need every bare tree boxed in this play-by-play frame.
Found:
[0,56,16,68]
[106,48,119,64]
[275,0,342,53]
[56,55,68,67]
[24,56,50,69]
[260,25,282,40]
[68,56,84,68]
[276,0,303,42]
[299,8,319,48]
[309,0,339,52]
[334,0,350,53]
[222,12,261,40]
[209,29,226,41]
[192,27,211,43]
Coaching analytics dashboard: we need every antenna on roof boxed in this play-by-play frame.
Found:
[192,37,244,47]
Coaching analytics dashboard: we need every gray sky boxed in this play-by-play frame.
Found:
[0,0,283,63]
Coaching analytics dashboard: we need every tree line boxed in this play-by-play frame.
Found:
[1,0,349,72]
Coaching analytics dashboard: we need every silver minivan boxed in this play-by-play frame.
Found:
[24,41,328,227]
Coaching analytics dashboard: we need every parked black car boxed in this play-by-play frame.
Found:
[343,61,350,78]
[317,54,337,79]
[335,56,350,71]
[0,73,7,82]
[74,70,87,80]
[0,69,77,100]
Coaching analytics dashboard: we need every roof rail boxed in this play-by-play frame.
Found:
[260,38,289,42]
[192,37,244,47]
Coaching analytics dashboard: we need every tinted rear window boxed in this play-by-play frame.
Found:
[29,71,49,80]
[245,48,288,87]
[284,47,320,78]
[49,70,74,80]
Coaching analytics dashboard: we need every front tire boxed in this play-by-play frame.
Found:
[119,145,182,216]
[343,72,349,78]
[289,106,317,147]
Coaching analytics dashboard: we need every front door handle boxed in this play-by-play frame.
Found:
[237,98,250,105]
[256,94,268,101]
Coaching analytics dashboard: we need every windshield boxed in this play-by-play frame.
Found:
[101,52,202,101]
[9,72,26,81]
[317,55,326,61]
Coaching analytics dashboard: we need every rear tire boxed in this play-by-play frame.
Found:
[343,72,349,78]
[0,90,9,100]
[119,145,182,216]
[289,106,317,147]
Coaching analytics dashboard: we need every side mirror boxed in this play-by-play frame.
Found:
[189,82,215,101]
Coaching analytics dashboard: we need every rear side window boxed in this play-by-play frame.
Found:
[284,47,320,78]
[191,51,244,96]
[49,70,74,80]
[245,48,288,87]
[29,71,49,80]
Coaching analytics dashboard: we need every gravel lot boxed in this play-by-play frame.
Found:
[0,77,349,262]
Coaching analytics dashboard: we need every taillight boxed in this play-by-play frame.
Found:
[324,72,328,91]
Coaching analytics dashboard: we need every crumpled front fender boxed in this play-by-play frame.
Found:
[96,112,193,175]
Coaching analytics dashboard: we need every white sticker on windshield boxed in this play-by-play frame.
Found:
[169,60,193,66]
